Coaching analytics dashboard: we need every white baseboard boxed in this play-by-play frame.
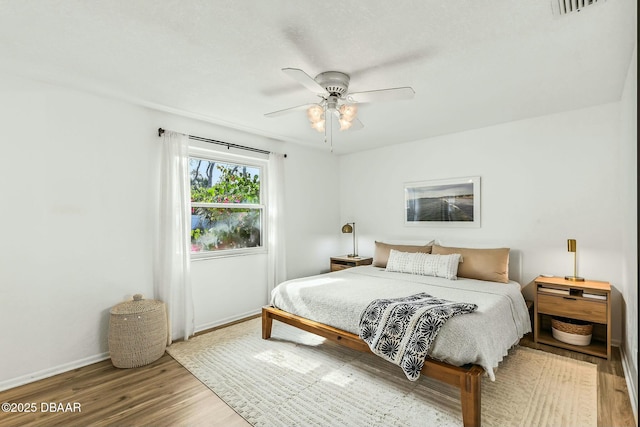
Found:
[0,352,110,392]
[194,308,261,334]
[620,346,638,424]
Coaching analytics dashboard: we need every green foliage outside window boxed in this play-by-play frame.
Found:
[190,160,262,252]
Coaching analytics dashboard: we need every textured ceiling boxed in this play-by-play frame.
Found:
[0,0,636,154]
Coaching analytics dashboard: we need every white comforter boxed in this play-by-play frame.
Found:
[270,265,531,380]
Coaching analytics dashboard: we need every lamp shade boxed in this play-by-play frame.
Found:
[567,239,576,252]
[341,223,353,233]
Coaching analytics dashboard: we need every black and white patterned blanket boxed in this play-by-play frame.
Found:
[359,292,478,380]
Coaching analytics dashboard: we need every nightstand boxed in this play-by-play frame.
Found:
[533,275,611,359]
[330,256,373,272]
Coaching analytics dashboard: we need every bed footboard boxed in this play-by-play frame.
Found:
[262,305,369,352]
[262,306,482,427]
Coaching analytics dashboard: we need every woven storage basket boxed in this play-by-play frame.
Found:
[551,317,593,346]
[109,294,167,368]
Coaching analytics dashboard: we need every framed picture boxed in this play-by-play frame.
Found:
[404,176,480,227]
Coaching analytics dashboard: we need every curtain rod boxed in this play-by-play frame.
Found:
[157,128,286,157]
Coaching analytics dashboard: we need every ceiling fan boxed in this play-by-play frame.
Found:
[265,68,415,150]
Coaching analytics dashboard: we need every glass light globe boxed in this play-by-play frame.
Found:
[339,104,357,121]
[311,119,325,132]
[339,118,353,130]
[307,105,324,122]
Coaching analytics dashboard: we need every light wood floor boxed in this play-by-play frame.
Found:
[519,334,637,427]
[0,331,636,427]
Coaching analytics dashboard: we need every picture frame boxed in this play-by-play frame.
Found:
[404,176,480,227]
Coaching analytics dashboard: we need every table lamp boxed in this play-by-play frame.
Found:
[565,238,584,281]
[341,222,357,257]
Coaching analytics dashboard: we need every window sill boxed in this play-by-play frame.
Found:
[191,248,267,261]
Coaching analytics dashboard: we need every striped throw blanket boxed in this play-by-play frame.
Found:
[359,292,477,380]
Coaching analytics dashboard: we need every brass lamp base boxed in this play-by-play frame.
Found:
[565,275,585,282]
[346,254,358,258]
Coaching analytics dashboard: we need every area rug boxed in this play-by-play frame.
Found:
[167,317,597,427]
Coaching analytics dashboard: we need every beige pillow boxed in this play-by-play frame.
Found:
[431,245,510,283]
[373,241,432,268]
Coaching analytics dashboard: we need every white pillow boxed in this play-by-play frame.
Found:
[385,249,461,280]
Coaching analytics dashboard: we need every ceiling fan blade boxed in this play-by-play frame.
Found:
[282,68,328,95]
[347,87,415,103]
[264,103,315,118]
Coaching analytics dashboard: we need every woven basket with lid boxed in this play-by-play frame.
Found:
[108,294,167,368]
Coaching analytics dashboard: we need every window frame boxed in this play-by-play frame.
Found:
[188,146,268,260]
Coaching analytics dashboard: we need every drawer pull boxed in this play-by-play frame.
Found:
[563,297,577,300]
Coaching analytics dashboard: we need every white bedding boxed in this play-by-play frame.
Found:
[270,265,531,380]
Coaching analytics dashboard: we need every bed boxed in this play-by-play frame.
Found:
[262,243,531,427]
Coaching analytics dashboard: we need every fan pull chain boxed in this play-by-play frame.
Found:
[323,118,327,146]
[330,122,333,152]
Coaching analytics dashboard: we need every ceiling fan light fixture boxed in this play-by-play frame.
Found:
[266,67,415,147]
[310,119,325,132]
[307,104,324,122]
[339,118,353,131]
[339,104,357,121]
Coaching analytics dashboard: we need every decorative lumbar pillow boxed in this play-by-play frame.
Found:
[431,245,510,283]
[385,249,461,280]
[373,241,433,268]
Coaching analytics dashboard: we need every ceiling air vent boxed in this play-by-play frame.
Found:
[551,0,606,15]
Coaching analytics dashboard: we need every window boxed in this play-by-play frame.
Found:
[189,155,263,255]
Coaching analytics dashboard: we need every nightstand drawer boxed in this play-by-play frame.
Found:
[537,293,607,323]
[331,263,351,272]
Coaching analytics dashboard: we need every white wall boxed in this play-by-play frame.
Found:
[618,44,637,415]
[0,72,339,389]
[282,143,342,279]
[0,73,157,388]
[339,103,627,344]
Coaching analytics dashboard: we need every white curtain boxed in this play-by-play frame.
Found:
[267,153,287,297]
[154,131,194,344]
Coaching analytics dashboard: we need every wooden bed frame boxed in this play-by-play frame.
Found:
[262,305,484,427]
